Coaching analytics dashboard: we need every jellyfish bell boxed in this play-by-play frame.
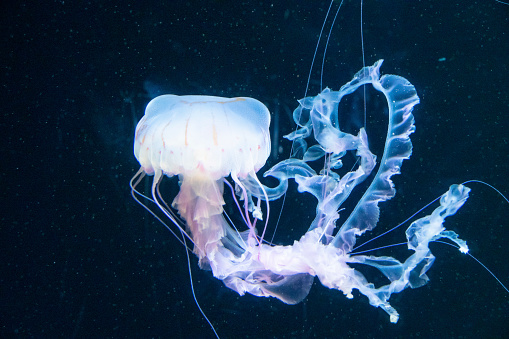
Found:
[134,94,271,180]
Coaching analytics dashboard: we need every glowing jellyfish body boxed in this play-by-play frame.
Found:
[132,61,470,323]
[134,94,274,262]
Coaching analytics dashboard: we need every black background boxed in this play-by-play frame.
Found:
[2,0,508,338]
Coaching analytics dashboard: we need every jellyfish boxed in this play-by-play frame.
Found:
[131,60,470,323]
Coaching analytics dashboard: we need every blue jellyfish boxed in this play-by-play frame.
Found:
[131,60,469,323]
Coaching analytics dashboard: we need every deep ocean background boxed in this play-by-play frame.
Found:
[2,1,508,338]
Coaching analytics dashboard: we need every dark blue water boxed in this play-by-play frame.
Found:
[2,1,508,337]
